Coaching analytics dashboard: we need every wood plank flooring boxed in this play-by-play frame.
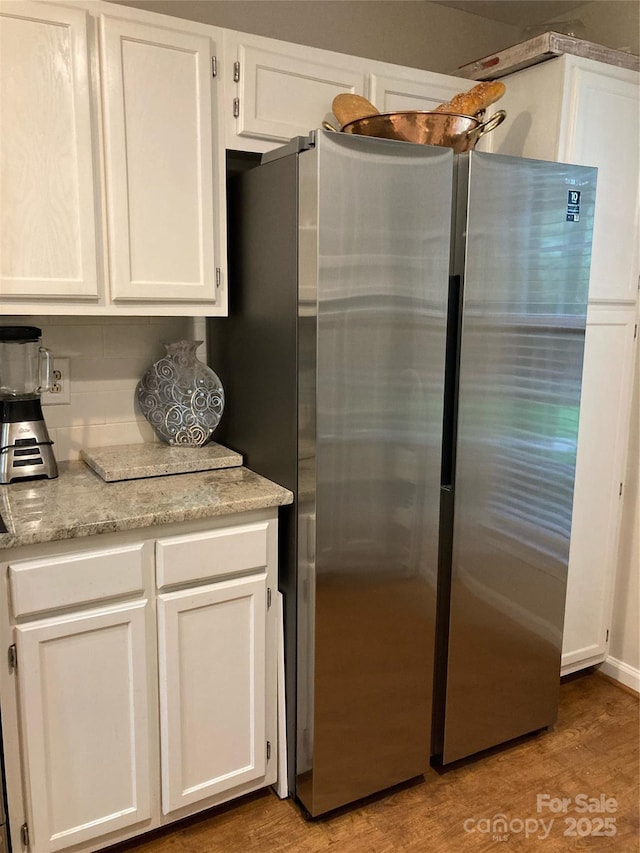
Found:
[111,670,638,852]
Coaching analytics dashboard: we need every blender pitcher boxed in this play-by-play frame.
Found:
[0,327,52,398]
[0,326,58,483]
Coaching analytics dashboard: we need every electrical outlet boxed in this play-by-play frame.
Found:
[41,358,70,405]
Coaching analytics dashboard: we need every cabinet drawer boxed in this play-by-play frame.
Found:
[156,521,269,589]
[9,544,145,618]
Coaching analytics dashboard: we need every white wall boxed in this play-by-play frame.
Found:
[109,0,522,75]
[1,316,205,460]
[551,1,640,54]
[111,0,640,74]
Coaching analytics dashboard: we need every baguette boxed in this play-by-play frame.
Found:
[435,81,506,116]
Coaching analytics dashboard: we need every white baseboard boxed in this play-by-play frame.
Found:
[599,656,640,693]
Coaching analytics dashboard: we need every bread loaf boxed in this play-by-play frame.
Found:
[332,94,380,126]
[435,81,506,116]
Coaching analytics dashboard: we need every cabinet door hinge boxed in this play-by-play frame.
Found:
[21,822,29,848]
[211,55,217,78]
[266,740,271,760]
[233,60,240,82]
[267,587,272,610]
[8,643,17,673]
[233,97,240,118]
[216,267,222,289]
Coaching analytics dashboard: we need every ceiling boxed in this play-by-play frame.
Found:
[431,1,590,27]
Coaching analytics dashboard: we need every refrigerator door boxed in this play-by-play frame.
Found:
[442,152,596,763]
[296,132,452,815]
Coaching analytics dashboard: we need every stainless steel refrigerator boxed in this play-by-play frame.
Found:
[208,130,596,816]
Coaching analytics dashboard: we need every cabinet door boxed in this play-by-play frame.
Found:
[562,306,637,671]
[157,574,267,814]
[0,1,99,300]
[100,15,225,306]
[232,34,367,143]
[15,600,152,852]
[558,60,639,303]
[369,69,467,113]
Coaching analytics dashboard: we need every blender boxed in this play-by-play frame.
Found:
[0,326,58,483]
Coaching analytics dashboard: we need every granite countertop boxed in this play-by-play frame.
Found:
[0,461,293,550]
[80,441,243,482]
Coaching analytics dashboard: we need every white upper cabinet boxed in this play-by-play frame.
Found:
[226,31,368,149]
[369,66,468,113]
[2,3,474,309]
[225,31,470,152]
[0,1,99,299]
[0,0,227,316]
[488,55,639,304]
[557,60,639,304]
[100,14,224,305]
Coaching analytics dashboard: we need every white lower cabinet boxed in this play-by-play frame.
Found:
[15,602,153,852]
[158,574,267,814]
[562,306,638,672]
[0,510,279,853]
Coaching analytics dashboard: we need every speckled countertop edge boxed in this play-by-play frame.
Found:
[0,461,293,550]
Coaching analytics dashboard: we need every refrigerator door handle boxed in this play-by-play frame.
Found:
[441,274,462,488]
[306,513,315,563]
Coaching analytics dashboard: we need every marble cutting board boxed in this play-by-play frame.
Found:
[81,441,243,482]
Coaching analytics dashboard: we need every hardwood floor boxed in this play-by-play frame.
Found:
[112,670,639,852]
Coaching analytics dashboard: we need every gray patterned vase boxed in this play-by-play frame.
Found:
[136,341,224,446]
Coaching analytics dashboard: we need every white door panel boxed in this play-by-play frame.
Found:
[15,600,152,851]
[158,573,267,813]
[563,307,637,669]
[0,1,99,299]
[100,15,221,303]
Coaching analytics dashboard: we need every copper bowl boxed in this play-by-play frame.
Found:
[337,109,506,153]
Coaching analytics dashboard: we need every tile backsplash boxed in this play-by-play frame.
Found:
[1,316,207,461]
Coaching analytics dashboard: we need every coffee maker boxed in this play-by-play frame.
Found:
[0,326,58,484]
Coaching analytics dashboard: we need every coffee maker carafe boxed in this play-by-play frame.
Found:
[0,326,58,483]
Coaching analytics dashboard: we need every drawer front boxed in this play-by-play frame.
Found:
[9,544,145,618]
[156,521,269,589]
